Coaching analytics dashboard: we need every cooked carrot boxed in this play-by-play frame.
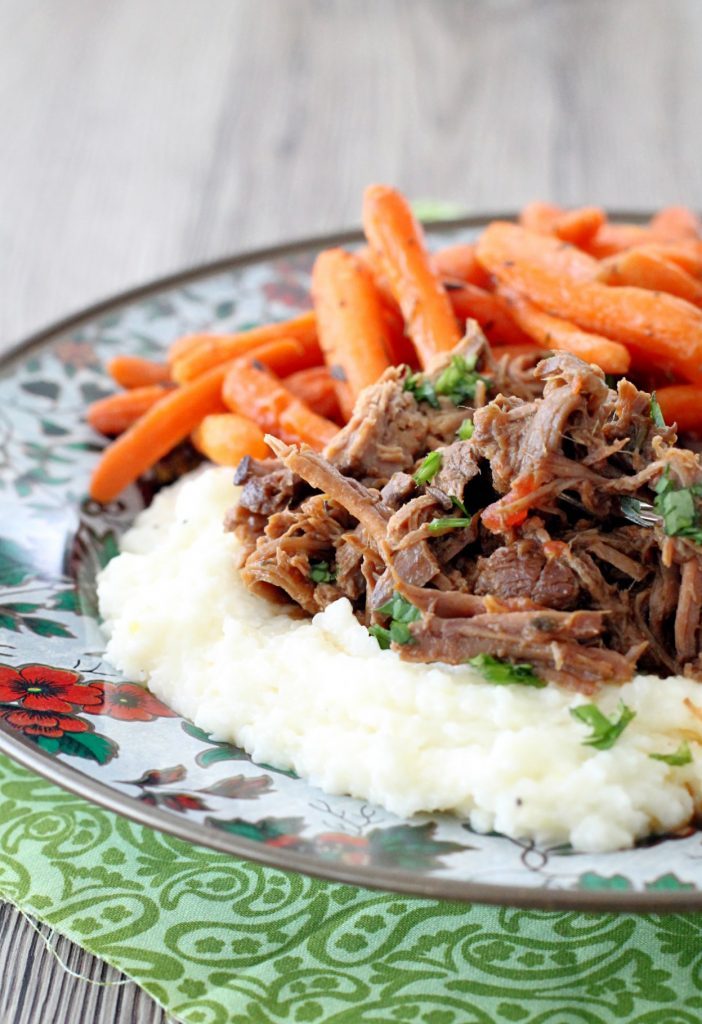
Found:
[581,222,661,258]
[475,220,600,283]
[106,355,172,389]
[87,385,170,437]
[553,206,606,247]
[598,248,702,307]
[284,366,344,424]
[89,362,232,503]
[477,221,702,385]
[496,286,631,374]
[519,202,563,234]
[192,413,269,465]
[311,248,392,419]
[432,244,492,288]
[362,184,461,368]
[655,385,702,433]
[170,311,321,383]
[633,243,702,279]
[447,283,533,347]
[650,206,701,241]
[223,358,338,450]
[356,246,420,368]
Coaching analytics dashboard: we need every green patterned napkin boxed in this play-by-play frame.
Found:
[2,754,702,1023]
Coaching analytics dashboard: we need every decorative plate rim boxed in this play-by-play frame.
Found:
[3,210,695,914]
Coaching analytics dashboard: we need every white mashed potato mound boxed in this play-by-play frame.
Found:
[98,467,702,853]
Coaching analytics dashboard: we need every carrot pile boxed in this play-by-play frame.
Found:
[87,188,702,503]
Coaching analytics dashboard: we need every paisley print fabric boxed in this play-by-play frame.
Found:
[1,752,702,1024]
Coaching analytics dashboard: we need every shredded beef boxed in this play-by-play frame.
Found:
[227,327,702,689]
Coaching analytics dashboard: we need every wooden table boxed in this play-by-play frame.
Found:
[1,0,701,1019]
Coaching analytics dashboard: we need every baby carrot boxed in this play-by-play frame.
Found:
[447,283,533,347]
[478,221,702,385]
[581,222,661,258]
[496,286,631,374]
[106,355,171,389]
[432,244,492,288]
[598,248,702,307]
[87,385,170,436]
[89,363,231,503]
[192,413,269,465]
[223,358,339,450]
[553,206,606,247]
[170,311,321,383]
[649,206,701,241]
[655,385,702,434]
[311,248,392,419]
[355,245,420,368]
[518,201,563,234]
[284,365,344,424]
[362,184,461,368]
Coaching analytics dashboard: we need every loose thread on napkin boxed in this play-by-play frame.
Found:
[8,902,132,989]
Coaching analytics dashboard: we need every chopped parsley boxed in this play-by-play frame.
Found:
[369,593,421,649]
[435,354,491,406]
[451,495,469,516]
[457,417,474,440]
[650,391,666,427]
[309,559,336,584]
[605,374,621,389]
[570,701,636,750]
[649,741,693,766]
[427,516,473,533]
[404,370,439,408]
[653,469,702,544]
[467,654,546,688]
[414,450,443,486]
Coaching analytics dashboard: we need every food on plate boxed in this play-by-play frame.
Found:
[93,188,702,851]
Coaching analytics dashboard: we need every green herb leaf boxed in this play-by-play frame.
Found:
[649,741,693,766]
[457,418,474,440]
[413,451,443,486]
[650,391,666,428]
[654,469,702,543]
[467,653,546,687]
[435,355,491,406]
[370,592,421,649]
[309,559,336,584]
[368,625,391,649]
[427,516,473,533]
[404,370,439,408]
[376,593,421,624]
[451,495,469,517]
[570,701,636,750]
[605,374,621,389]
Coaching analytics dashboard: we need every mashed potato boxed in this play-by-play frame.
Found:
[97,467,702,853]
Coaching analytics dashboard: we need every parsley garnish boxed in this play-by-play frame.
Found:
[467,654,546,688]
[404,370,439,408]
[435,354,491,406]
[427,516,473,533]
[649,742,693,766]
[653,469,702,543]
[605,374,621,389]
[414,451,443,486]
[570,701,636,750]
[369,593,421,649]
[451,495,469,516]
[650,391,666,427]
[457,418,474,440]
[309,559,336,584]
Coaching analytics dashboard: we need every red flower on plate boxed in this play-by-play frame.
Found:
[1,707,90,738]
[0,664,104,713]
[92,682,177,722]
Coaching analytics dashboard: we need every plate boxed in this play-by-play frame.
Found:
[1,215,700,912]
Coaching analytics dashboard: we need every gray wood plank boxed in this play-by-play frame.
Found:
[2,0,702,1020]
